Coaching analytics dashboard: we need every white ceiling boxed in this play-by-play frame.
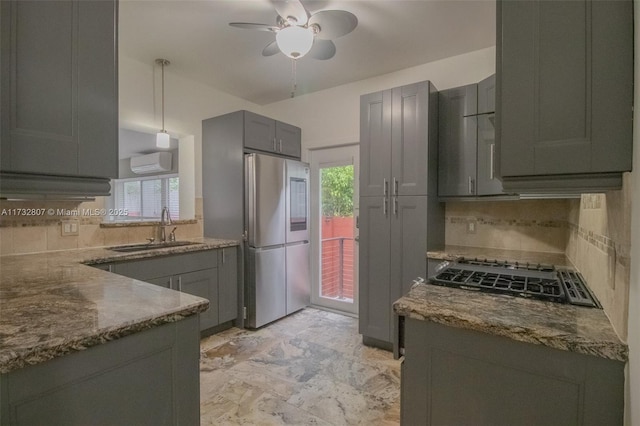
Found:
[119,0,496,105]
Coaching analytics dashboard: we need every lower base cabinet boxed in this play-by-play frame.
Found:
[401,317,624,425]
[0,316,201,426]
[108,247,238,332]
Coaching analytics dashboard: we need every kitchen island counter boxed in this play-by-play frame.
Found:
[0,237,239,374]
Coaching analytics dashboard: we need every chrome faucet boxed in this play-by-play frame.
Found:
[159,207,173,242]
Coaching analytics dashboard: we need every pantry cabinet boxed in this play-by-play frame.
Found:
[359,81,444,349]
[496,0,633,192]
[0,0,118,197]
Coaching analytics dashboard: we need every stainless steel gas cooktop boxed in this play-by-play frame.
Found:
[429,258,600,308]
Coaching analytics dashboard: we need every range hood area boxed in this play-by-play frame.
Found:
[0,172,110,200]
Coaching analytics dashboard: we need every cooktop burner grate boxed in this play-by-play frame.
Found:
[430,259,599,308]
[433,267,565,303]
[456,258,556,273]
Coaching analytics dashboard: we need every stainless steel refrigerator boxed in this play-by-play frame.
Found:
[244,153,310,328]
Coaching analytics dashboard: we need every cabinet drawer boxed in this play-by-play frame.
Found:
[113,250,218,280]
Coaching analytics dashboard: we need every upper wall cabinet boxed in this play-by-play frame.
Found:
[0,0,118,197]
[244,111,301,159]
[496,0,633,193]
[438,75,503,198]
[360,82,438,198]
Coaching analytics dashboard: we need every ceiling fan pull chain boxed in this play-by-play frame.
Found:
[290,58,297,98]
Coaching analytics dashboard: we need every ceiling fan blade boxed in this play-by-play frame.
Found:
[271,0,309,25]
[309,39,336,60]
[262,41,281,57]
[229,22,279,32]
[308,10,358,40]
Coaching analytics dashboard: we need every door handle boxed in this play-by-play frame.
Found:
[279,139,283,152]
[222,249,225,264]
[394,196,398,217]
[489,143,495,180]
[272,137,277,151]
[177,276,182,291]
[383,197,388,217]
[383,178,388,197]
[468,176,475,195]
[393,177,398,196]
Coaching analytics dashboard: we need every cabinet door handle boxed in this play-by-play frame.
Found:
[177,276,182,292]
[383,197,388,217]
[489,143,495,180]
[169,276,173,290]
[383,178,388,196]
[272,137,277,151]
[394,196,398,217]
[468,176,475,195]
[393,177,398,196]
[222,249,226,264]
[279,139,283,152]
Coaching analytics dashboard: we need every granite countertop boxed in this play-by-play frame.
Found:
[0,237,239,374]
[397,246,628,362]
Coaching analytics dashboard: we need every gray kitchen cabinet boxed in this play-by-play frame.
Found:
[477,74,495,115]
[496,0,633,192]
[438,85,478,197]
[476,114,502,195]
[358,196,392,344]
[360,89,392,198]
[439,77,503,197]
[0,0,118,197]
[108,248,238,332]
[243,110,301,159]
[217,246,239,324]
[0,316,200,426]
[361,83,437,198]
[400,317,624,425]
[178,269,219,331]
[359,80,443,349]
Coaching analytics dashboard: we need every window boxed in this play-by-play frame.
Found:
[110,175,179,221]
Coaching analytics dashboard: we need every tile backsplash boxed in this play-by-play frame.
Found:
[565,173,632,340]
[0,197,204,255]
[444,173,632,341]
[445,199,570,253]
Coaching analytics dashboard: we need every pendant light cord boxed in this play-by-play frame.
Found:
[155,58,170,132]
[161,61,165,131]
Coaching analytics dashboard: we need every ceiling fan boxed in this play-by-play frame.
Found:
[229,0,358,60]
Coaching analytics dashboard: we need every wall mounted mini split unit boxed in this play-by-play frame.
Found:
[130,152,172,174]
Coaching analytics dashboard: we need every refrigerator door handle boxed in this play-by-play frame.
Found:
[383,197,388,217]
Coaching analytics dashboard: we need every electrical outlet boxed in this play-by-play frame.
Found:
[61,219,79,236]
[467,220,477,234]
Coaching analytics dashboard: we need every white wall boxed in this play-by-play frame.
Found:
[118,55,262,198]
[119,48,495,195]
[626,2,640,424]
[263,47,496,155]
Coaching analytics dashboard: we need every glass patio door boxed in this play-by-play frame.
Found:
[309,145,359,315]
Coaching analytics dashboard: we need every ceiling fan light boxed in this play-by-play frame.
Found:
[156,130,170,149]
[276,26,314,59]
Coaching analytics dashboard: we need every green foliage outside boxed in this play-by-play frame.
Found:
[321,165,354,217]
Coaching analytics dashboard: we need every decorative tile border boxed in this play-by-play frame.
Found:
[446,216,566,229]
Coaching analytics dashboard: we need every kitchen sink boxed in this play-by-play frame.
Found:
[108,241,198,252]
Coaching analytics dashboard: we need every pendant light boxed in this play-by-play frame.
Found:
[155,58,171,149]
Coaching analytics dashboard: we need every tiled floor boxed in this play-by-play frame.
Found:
[199,308,401,425]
